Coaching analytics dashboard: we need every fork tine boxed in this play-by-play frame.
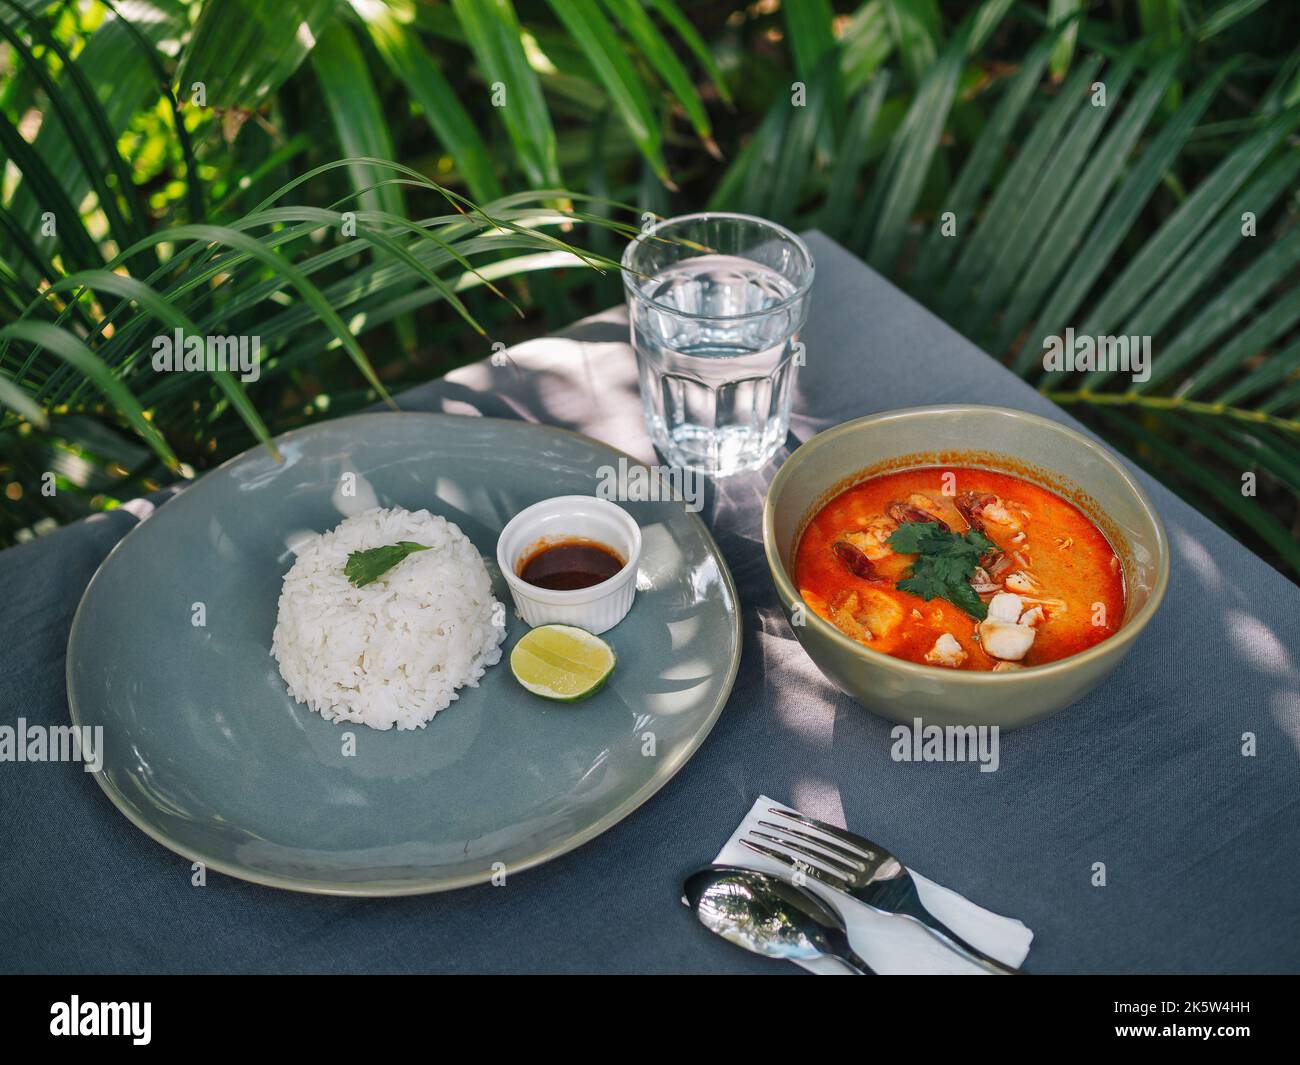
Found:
[747,830,858,875]
[767,806,879,861]
[738,839,850,885]
[756,820,866,868]
[739,837,793,867]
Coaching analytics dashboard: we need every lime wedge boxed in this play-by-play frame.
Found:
[510,624,616,702]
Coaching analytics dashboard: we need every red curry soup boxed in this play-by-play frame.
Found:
[794,466,1124,671]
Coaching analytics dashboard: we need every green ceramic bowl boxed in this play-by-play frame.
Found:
[763,405,1169,729]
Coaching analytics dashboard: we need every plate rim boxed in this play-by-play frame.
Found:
[65,411,742,897]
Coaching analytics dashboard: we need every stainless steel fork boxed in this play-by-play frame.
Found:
[740,806,1023,975]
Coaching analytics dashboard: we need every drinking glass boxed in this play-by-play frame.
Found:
[621,213,814,476]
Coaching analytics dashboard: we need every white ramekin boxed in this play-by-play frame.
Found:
[496,496,642,635]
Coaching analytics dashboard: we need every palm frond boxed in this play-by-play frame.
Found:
[174,0,339,109]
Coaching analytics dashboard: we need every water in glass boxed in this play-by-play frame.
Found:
[623,215,812,477]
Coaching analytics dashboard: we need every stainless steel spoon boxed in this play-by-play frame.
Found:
[683,865,874,974]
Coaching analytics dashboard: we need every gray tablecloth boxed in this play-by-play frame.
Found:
[3,232,1298,974]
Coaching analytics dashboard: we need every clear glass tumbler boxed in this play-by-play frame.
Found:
[621,212,814,476]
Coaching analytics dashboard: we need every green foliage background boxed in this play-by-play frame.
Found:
[1,0,1298,580]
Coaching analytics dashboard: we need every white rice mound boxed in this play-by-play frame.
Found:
[271,506,506,731]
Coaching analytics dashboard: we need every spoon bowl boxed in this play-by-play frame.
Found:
[683,865,872,974]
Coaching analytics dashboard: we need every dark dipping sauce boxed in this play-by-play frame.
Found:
[518,537,625,591]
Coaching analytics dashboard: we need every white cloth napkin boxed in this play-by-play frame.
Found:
[711,796,1033,975]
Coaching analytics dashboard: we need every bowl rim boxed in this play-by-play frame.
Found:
[762,404,1171,683]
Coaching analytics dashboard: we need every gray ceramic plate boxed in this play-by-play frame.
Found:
[67,413,740,895]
